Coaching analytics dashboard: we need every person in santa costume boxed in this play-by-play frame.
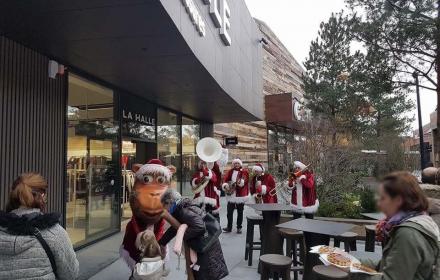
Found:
[120,159,170,270]
[288,161,319,219]
[250,163,277,204]
[191,160,221,222]
[221,158,249,234]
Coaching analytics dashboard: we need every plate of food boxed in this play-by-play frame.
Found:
[319,252,360,269]
[351,263,382,275]
[310,245,343,254]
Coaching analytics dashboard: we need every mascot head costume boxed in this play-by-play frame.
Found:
[130,159,176,225]
[121,159,178,268]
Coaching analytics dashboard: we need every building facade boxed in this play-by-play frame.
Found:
[214,18,305,169]
[0,0,262,248]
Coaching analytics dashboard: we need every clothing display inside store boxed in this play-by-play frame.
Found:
[66,74,119,248]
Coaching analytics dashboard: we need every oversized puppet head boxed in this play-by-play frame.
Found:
[130,159,176,225]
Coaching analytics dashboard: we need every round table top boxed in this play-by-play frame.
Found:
[247,214,263,221]
[313,265,349,279]
[365,224,376,231]
[339,231,358,238]
[259,254,292,267]
[278,228,303,237]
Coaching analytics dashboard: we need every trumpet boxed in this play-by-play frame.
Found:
[255,193,263,204]
[268,185,285,197]
[289,164,312,180]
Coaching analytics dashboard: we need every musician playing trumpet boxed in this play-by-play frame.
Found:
[287,161,319,219]
[250,163,277,204]
[221,159,249,234]
[191,160,221,222]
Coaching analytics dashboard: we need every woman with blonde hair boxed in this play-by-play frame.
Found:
[0,173,79,280]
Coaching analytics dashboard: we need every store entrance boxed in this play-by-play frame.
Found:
[121,139,157,220]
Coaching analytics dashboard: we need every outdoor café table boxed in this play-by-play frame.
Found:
[361,212,385,220]
[277,218,356,280]
[247,203,293,260]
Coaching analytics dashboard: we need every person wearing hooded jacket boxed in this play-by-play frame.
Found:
[0,173,79,280]
[159,189,228,280]
[354,172,440,280]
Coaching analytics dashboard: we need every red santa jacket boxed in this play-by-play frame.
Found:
[288,171,319,213]
[250,173,277,204]
[120,216,165,269]
[211,162,222,208]
[191,168,220,211]
[222,168,250,203]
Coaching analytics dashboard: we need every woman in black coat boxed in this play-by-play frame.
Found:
[159,190,228,280]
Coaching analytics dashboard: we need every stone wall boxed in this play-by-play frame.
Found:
[214,18,305,167]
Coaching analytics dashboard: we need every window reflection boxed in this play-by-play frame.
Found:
[157,109,181,189]
[66,74,119,247]
[182,117,200,196]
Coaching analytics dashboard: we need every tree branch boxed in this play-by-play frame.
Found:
[385,0,435,21]
[392,80,437,91]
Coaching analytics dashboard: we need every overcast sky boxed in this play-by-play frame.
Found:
[244,0,437,132]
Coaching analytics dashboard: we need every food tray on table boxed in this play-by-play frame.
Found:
[310,246,382,275]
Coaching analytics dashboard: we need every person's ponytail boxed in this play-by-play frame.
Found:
[6,173,48,212]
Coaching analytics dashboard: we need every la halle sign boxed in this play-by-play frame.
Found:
[182,0,232,46]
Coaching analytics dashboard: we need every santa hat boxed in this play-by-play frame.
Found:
[294,161,307,171]
[232,158,242,167]
[252,163,265,173]
[135,159,172,181]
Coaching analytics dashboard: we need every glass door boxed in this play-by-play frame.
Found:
[66,74,120,248]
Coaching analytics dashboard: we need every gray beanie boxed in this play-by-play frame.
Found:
[161,189,182,206]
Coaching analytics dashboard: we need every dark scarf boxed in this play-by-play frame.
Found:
[0,210,60,235]
[376,211,424,242]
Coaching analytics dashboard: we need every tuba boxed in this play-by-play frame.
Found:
[192,138,223,194]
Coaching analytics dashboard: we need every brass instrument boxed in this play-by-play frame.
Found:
[192,137,223,194]
[192,175,210,194]
[271,164,312,197]
[225,169,243,195]
[254,193,263,204]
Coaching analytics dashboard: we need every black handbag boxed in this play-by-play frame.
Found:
[188,212,222,253]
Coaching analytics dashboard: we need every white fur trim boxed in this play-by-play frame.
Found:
[232,158,242,166]
[191,177,198,188]
[226,193,250,204]
[192,196,217,207]
[136,164,172,181]
[298,175,307,181]
[206,169,213,180]
[294,161,307,171]
[261,185,267,195]
[222,182,229,191]
[214,187,221,197]
[291,199,320,214]
[238,178,245,187]
[120,246,136,270]
[253,165,264,173]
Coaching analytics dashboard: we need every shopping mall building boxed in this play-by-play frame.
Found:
[0,0,263,248]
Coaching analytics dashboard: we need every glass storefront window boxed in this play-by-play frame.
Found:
[182,117,200,196]
[157,109,181,189]
[66,74,119,248]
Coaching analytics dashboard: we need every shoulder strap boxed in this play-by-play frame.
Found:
[32,227,59,279]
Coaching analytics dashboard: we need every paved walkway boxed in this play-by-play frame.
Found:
[87,198,261,280]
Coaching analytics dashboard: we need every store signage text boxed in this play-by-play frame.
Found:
[122,110,155,126]
[182,0,232,46]
[182,0,206,37]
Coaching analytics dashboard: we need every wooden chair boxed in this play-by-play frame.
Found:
[312,265,349,280]
[334,231,358,252]
[245,214,263,266]
[260,254,292,280]
[278,228,305,280]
